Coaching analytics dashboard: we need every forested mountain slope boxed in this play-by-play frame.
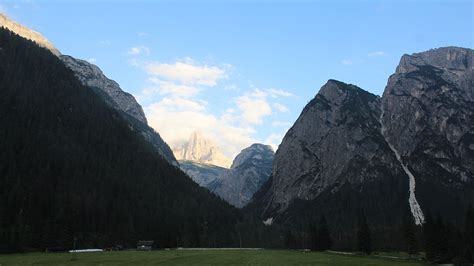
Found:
[0,28,240,252]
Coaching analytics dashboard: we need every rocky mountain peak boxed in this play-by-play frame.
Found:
[231,143,274,169]
[250,47,473,249]
[173,131,232,168]
[214,143,274,208]
[396,47,473,74]
[0,13,60,56]
[308,80,380,111]
[231,143,275,169]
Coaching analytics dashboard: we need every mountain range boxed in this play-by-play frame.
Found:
[174,132,274,208]
[1,13,472,252]
[250,46,474,249]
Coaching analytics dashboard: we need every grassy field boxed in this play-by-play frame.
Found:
[0,249,422,265]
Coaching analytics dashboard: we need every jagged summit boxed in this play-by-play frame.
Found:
[214,143,274,208]
[250,46,473,249]
[173,131,232,168]
[231,143,273,169]
[0,13,60,56]
[397,47,473,74]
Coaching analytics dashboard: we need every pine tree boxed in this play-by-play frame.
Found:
[423,211,436,261]
[316,215,332,251]
[434,214,449,263]
[357,212,371,255]
[284,229,294,249]
[463,206,474,261]
[308,220,317,251]
[401,208,418,258]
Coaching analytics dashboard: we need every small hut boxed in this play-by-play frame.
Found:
[136,240,154,251]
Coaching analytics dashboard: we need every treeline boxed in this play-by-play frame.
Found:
[239,206,473,263]
[0,27,241,252]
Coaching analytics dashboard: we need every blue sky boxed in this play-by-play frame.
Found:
[1,0,472,159]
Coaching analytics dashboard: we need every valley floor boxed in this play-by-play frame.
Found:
[0,249,422,265]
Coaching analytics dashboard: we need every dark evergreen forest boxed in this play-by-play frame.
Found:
[0,27,241,252]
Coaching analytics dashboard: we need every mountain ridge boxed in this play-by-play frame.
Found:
[249,46,473,249]
[0,13,60,56]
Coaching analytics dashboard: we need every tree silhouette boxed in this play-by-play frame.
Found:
[401,208,418,258]
[357,212,371,255]
[315,215,332,251]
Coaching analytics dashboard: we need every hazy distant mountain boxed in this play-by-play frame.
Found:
[177,141,274,208]
[214,144,274,208]
[173,131,232,168]
[179,160,227,189]
[250,47,474,249]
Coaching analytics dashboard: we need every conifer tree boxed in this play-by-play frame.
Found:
[357,212,371,255]
[316,215,332,251]
[465,206,474,259]
[401,208,418,258]
[308,220,317,251]
[423,211,436,261]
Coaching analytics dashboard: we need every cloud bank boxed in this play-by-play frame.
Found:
[131,55,292,158]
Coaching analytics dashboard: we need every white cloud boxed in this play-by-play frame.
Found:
[128,45,151,56]
[341,59,353,65]
[133,57,292,158]
[273,103,289,113]
[368,51,386,57]
[264,88,293,98]
[144,77,200,98]
[236,95,272,125]
[155,97,207,112]
[87,58,97,64]
[145,102,256,158]
[145,59,226,86]
[250,88,293,98]
[235,88,292,125]
[137,32,149,37]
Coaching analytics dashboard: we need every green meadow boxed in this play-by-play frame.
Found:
[0,249,422,265]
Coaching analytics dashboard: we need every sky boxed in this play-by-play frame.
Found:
[1,0,472,159]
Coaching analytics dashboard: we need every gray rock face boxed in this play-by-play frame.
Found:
[262,80,405,214]
[60,55,147,124]
[173,131,232,168]
[381,47,474,219]
[179,160,227,190]
[252,48,473,245]
[215,144,274,208]
[60,55,178,166]
[179,143,274,208]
